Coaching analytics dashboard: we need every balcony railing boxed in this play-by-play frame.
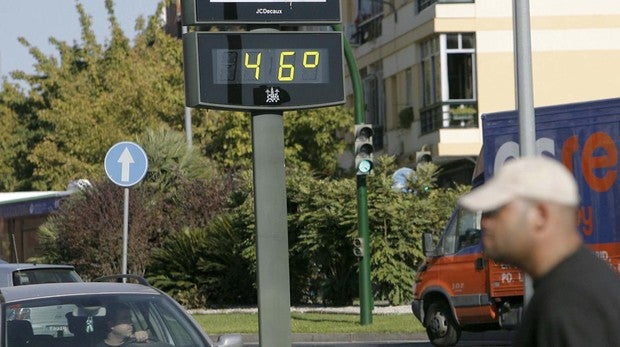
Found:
[417,0,475,13]
[351,12,383,45]
[420,102,478,134]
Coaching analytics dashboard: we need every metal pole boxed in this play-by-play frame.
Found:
[184,107,192,147]
[356,175,372,323]
[182,26,193,148]
[251,112,292,347]
[122,188,129,275]
[513,0,536,303]
[334,23,373,325]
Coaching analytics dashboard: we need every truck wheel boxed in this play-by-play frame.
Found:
[425,301,461,346]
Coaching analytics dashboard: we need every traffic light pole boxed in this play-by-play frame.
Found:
[356,175,373,325]
[335,24,373,325]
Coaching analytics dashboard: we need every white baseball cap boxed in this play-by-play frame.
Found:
[458,156,580,212]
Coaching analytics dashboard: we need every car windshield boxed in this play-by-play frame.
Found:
[4,294,208,347]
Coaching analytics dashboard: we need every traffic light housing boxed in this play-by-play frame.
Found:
[354,124,374,175]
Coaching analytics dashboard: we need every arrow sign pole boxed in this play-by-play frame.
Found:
[123,188,129,275]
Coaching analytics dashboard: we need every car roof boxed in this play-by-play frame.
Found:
[0,282,161,303]
[0,263,75,271]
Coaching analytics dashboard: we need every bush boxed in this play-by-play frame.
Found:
[147,215,255,308]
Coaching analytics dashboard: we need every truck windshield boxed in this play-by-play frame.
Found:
[436,208,481,255]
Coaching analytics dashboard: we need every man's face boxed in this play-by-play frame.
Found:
[480,199,532,265]
[110,310,134,338]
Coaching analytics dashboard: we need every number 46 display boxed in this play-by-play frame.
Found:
[183,31,344,111]
[218,49,323,83]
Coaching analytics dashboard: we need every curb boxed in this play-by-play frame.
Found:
[190,305,412,315]
[237,332,428,343]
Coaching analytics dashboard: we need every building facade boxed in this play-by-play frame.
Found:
[0,192,71,262]
[342,0,620,183]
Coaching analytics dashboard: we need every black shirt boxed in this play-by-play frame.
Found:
[514,246,620,346]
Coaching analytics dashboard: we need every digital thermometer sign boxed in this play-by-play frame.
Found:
[181,0,341,25]
[183,31,344,110]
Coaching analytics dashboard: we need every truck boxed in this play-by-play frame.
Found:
[411,98,620,346]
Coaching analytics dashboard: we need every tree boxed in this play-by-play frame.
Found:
[195,106,353,175]
[1,0,185,190]
[0,83,30,191]
[288,156,466,305]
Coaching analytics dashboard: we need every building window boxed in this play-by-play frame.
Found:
[353,0,384,45]
[421,36,441,108]
[446,33,476,101]
[416,0,476,14]
[406,68,413,107]
[419,33,478,134]
[417,0,437,13]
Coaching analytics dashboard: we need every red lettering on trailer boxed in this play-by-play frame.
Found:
[582,132,618,192]
[561,131,618,193]
[561,135,579,173]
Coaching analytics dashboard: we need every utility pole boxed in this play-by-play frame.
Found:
[513,0,536,303]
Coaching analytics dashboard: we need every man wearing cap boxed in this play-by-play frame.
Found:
[458,156,620,347]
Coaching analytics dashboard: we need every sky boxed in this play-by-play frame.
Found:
[0,0,161,80]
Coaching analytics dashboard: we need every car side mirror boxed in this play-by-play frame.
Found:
[422,233,436,257]
[216,334,243,347]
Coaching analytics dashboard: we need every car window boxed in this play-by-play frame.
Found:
[12,268,82,286]
[4,294,209,347]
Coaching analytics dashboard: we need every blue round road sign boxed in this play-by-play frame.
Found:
[104,141,149,187]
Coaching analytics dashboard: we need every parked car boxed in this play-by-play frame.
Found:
[0,263,82,287]
[1,275,242,347]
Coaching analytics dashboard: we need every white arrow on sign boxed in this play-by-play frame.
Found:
[118,147,135,182]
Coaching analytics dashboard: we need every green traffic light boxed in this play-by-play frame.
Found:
[357,159,373,174]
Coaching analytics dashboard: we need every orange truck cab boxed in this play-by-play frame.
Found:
[411,98,620,346]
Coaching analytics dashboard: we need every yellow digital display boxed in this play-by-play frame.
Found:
[213,49,328,84]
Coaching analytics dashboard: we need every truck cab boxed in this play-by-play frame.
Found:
[412,207,523,346]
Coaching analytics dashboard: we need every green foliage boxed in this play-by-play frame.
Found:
[284,106,352,176]
[0,83,30,190]
[1,0,183,190]
[288,168,358,305]
[147,214,255,308]
[288,156,465,306]
[35,127,232,280]
[366,158,442,305]
[194,106,352,174]
[36,181,161,278]
[196,110,253,170]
